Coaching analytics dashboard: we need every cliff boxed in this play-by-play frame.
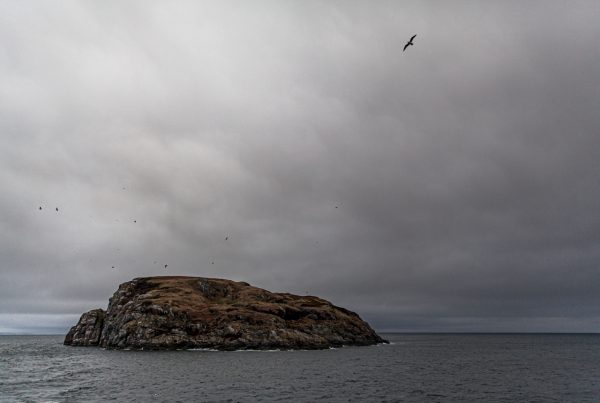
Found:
[64,276,387,350]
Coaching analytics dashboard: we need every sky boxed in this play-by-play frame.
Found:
[1,0,600,334]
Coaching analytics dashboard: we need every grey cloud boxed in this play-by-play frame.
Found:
[2,1,600,333]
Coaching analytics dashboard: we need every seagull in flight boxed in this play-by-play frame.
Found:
[403,34,416,51]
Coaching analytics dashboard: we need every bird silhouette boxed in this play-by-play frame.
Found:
[164,264,168,269]
[55,207,59,212]
[38,206,42,210]
[225,236,229,241]
[403,34,416,51]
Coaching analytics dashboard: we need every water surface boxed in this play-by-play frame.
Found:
[2,333,599,401]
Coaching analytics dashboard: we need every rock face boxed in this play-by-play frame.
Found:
[64,276,386,350]
[63,308,105,346]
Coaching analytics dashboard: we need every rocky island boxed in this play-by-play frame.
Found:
[64,276,387,350]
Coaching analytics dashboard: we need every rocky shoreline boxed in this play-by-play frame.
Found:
[64,276,387,350]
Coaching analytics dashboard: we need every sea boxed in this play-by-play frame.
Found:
[1,333,600,402]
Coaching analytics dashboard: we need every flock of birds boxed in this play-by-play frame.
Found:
[37,201,236,271]
[37,198,344,273]
[36,33,418,274]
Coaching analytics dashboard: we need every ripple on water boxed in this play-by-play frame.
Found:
[3,334,600,401]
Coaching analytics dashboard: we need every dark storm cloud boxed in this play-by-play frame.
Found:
[2,1,600,333]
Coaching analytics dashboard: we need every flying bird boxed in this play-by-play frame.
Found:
[225,236,229,241]
[403,34,416,51]
[38,206,42,210]
[164,264,168,269]
[55,207,59,212]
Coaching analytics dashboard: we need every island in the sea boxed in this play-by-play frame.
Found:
[64,276,387,350]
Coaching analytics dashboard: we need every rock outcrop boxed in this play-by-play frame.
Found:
[65,276,386,350]
[63,308,105,346]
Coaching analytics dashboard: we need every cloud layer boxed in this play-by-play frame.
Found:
[2,1,600,333]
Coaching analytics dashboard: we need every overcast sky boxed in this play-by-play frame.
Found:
[1,0,600,334]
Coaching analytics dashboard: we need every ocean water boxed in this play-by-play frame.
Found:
[2,333,600,402]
